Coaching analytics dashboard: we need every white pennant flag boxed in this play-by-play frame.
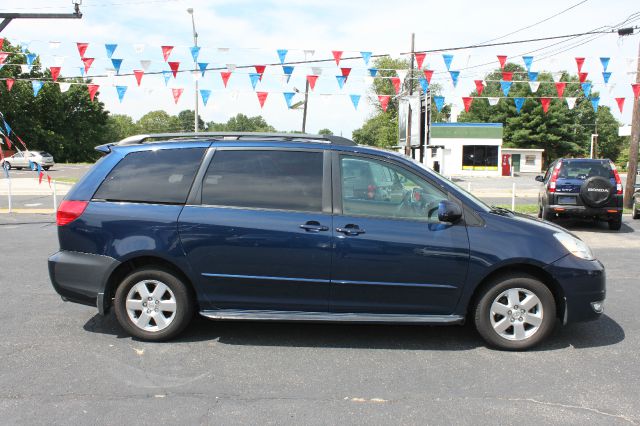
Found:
[49,41,61,50]
[192,70,201,81]
[53,56,65,67]
[565,97,577,110]
[529,81,540,93]
[20,65,31,73]
[303,49,315,58]
[396,69,409,82]
[229,90,239,100]
[58,82,71,93]
[488,97,500,106]
[551,72,563,83]
[218,47,230,53]
[364,76,374,86]
[133,44,145,54]
[140,60,151,72]
[607,83,617,95]
[311,67,323,76]
[226,63,236,72]
[143,87,155,95]
[625,58,636,73]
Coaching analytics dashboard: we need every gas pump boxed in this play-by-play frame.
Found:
[501,154,511,176]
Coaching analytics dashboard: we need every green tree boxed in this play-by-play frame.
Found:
[104,114,139,142]
[177,109,205,132]
[318,128,333,135]
[136,110,181,133]
[206,114,276,132]
[458,63,624,163]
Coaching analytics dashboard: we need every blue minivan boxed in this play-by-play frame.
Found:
[49,133,606,350]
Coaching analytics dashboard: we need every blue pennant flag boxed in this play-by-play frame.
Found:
[190,46,201,62]
[500,81,512,97]
[528,71,538,82]
[2,162,8,178]
[602,71,612,84]
[360,51,372,65]
[283,92,295,108]
[200,89,211,106]
[434,96,445,112]
[282,65,294,83]
[600,57,610,72]
[350,94,361,109]
[116,85,127,103]
[26,53,37,66]
[198,62,208,77]
[111,58,123,75]
[581,82,592,98]
[249,73,261,90]
[419,77,429,94]
[449,70,460,87]
[591,97,600,112]
[32,80,43,97]
[442,54,453,70]
[368,68,378,77]
[514,97,525,114]
[162,70,172,86]
[105,44,118,58]
[37,162,42,174]
[20,44,28,54]
[522,56,533,72]
[28,160,34,170]
[3,120,11,135]
[79,66,85,77]
[277,49,288,64]
[336,75,346,89]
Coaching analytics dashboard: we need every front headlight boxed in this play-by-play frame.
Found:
[553,233,594,260]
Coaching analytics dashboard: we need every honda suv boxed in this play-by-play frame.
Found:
[49,133,606,350]
[536,158,623,230]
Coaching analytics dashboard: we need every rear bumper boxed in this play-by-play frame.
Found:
[48,250,119,311]
[548,204,622,218]
[545,254,606,323]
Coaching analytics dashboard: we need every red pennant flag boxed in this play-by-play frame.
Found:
[0,38,4,51]
[133,70,144,86]
[332,50,343,65]
[391,77,401,94]
[497,55,507,69]
[6,78,15,91]
[16,135,27,148]
[87,84,99,101]
[555,82,566,98]
[5,136,11,150]
[474,80,484,96]
[414,52,426,69]
[578,72,588,83]
[172,88,183,104]
[254,65,266,81]
[49,66,61,82]
[378,95,390,112]
[0,52,8,65]
[47,175,52,188]
[82,57,94,74]
[256,91,268,108]
[306,75,319,90]
[462,97,473,112]
[220,71,232,87]
[540,97,551,113]
[423,69,434,84]
[39,171,44,184]
[340,67,351,79]
[161,45,174,62]
[76,42,89,58]
[168,61,180,78]
[615,97,625,113]
[632,83,640,100]
[575,57,585,73]
[501,71,513,81]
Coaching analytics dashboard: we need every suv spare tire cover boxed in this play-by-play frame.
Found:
[580,176,614,207]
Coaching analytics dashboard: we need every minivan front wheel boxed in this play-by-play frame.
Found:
[114,267,194,341]
[474,274,556,350]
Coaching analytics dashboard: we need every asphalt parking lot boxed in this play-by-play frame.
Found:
[1,215,639,425]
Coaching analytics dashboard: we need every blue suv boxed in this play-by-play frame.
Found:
[49,133,606,350]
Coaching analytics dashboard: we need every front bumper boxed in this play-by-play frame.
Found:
[48,250,120,311]
[545,254,606,323]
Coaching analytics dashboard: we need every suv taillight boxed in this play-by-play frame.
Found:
[56,200,88,226]
[548,161,562,193]
[610,161,623,195]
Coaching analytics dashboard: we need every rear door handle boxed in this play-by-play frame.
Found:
[300,221,329,232]
[336,225,366,236]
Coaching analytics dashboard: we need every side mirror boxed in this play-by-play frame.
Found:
[438,200,463,224]
[535,175,544,182]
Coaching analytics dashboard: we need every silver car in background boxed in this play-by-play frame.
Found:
[1,151,55,171]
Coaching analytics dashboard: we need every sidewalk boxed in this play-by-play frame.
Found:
[0,178,72,214]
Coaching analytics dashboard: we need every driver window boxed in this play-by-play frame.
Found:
[340,155,447,221]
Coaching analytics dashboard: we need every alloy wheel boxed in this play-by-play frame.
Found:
[489,288,543,341]
[125,279,177,332]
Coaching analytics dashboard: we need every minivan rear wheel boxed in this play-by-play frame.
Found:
[114,267,194,341]
[474,274,556,350]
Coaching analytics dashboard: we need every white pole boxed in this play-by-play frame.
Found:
[511,182,516,211]
[7,177,12,213]
[53,179,58,211]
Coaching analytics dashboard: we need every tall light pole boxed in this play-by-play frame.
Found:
[187,8,199,133]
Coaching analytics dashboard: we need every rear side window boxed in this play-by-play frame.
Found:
[94,148,205,204]
[201,150,323,212]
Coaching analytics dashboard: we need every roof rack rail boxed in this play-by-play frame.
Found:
[119,132,354,145]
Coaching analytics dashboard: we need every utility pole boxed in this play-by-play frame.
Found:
[301,78,309,133]
[624,38,640,209]
[187,8,199,133]
[0,1,82,33]
[405,33,415,158]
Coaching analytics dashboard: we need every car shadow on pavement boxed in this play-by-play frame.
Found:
[83,312,624,351]
[552,218,635,234]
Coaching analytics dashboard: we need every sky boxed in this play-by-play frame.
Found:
[1,0,639,137]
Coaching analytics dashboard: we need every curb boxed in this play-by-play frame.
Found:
[0,209,55,214]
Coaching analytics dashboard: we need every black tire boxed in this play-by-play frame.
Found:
[537,205,542,219]
[30,162,38,171]
[3,162,10,170]
[114,267,194,341]
[608,214,622,231]
[15,167,22,170]
[541,205,554,221]
[474,274,556,351]
[43,166,50,171]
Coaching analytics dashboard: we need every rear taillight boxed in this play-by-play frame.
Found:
[610,161,623,195]
[548,161,562,193]
[56,200,88,226]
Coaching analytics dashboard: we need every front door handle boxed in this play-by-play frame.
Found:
[336,224,366,236]
[300,221,329,232]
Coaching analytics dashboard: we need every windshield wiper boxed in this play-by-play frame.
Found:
[489,205,514,216]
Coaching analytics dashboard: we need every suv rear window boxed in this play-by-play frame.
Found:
[94,148,205,204]
[559,161,611,180]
